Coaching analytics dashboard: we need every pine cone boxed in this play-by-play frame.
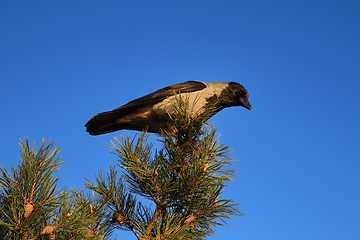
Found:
[113,211,124,226]
[24,202,34,218]
[184,215,195,224]
[202,164,209,172]
[41,225,54,235]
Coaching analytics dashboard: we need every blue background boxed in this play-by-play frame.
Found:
[1,1,359,239]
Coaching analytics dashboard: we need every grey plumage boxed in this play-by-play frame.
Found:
[85,80,251,135]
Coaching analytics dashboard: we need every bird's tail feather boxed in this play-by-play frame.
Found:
[85,110,124,135]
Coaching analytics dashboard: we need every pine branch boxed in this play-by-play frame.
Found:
[0,139,109,240]
[93,97,243,239]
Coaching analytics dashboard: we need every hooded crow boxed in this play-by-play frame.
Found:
[85,81,251,135]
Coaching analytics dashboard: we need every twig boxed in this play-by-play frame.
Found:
[29,161,41,203]
[13,178,26,202]
[184,200,217,224]
[146,206,161,236]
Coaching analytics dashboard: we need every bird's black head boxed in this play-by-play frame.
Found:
[227,82,252,110]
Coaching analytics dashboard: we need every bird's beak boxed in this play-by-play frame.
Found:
[240,99,252,110]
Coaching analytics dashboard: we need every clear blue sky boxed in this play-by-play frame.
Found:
[1,1,359,239]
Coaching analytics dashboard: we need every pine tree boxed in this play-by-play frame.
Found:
[0,139,109,239]
[86,97,243,239]
[0,97,243,239]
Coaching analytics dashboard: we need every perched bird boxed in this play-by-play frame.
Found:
[85,81,251,135]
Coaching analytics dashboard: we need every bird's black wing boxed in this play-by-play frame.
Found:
[91,81,206,121]
[85,81,206,134]
[116,80,206,110]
